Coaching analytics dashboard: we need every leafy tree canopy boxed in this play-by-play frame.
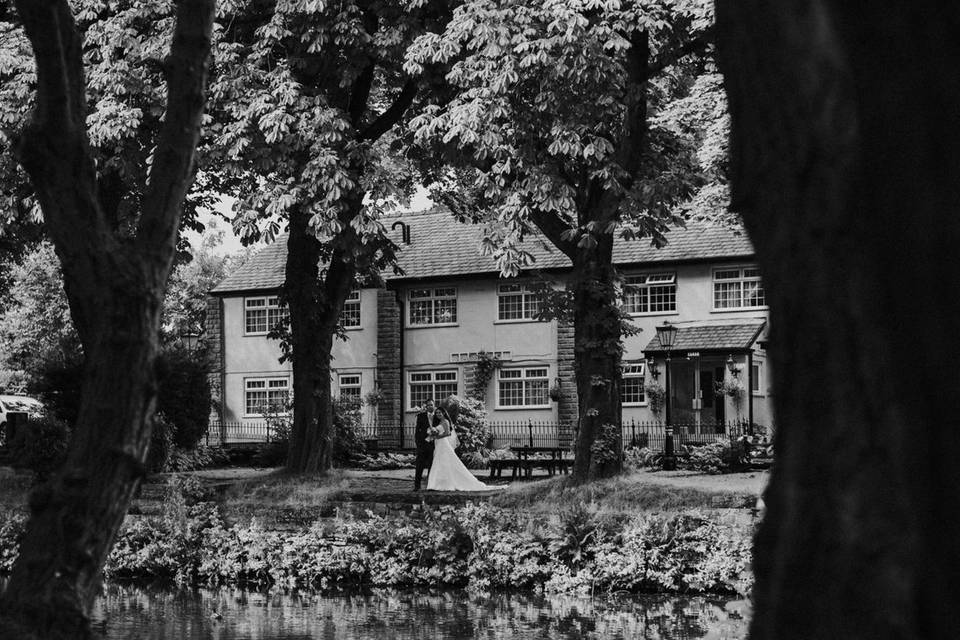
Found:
[405,0,726,273]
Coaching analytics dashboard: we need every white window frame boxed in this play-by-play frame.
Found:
[497,366,550,409]
[621,362,647,406]
[338,373,362,404]
[408,370,459,410]
[340,289,361,329]
[243,377,291,417]
[751,362,763,396]
[408,287,458,326]
[496,282,543,322]
[623,273,677,315]
[712,265,767,311]
[244,295,286,336]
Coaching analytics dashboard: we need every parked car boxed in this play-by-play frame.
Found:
[0,394,44,445]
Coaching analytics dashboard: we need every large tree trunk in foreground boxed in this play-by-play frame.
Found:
[0,2,213,638]
[569,232,624,482]
[716,2,960,637]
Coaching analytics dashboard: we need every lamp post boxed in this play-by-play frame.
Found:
[656,322,678,471]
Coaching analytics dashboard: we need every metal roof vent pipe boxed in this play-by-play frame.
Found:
[391,220,410,244]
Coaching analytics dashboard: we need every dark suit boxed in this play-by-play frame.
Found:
[414,408,446,489]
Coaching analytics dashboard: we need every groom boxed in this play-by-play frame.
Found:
[414,398,443,491]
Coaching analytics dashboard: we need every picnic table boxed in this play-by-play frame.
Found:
[488,446,572,479]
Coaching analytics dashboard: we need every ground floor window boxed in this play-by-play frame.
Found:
[497,367,549,408]
[751,362,763,395]
[621,363,646,405]
[244,377,290,415]
[409,370,458,409]
[338,373,362,405]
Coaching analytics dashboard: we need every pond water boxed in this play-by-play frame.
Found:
[91,584,750,640]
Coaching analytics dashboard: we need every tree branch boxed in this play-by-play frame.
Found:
[348,63,375,127]
[136,0,215,271]
[644,28,714,82]
[358,79,418,141]
[529,208,579,259]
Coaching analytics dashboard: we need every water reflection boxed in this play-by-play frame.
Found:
[92,584,749,639]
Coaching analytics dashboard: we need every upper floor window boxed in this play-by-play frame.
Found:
[244,377,290,416]
[497,283,543,321]
[409,370,458,409]
[341,290,361,329]
[409,287,457,326]
[623,273,677,314]
[713,266,766,309]
[338,373,362,405]
[244,296,286,335]
[497,367,549,408]
[621,363,646,406]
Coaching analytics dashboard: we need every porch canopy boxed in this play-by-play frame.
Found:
[642,320,767,357]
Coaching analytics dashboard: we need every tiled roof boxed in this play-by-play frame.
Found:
[211,207,756,293]
[210,238,287,293]
[642,321,767,353]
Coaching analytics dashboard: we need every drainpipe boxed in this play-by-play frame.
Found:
[747,350,754,435]
[396,290,405,448]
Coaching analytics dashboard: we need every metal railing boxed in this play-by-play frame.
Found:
[207,418,755,452]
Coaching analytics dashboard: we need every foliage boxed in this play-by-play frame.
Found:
[1,501,754,596]
[363,389,384,407]
[444,395,492,455]
[155,344,211,450]
[9,415,70,481]
[624,445,662,470]
[333,398,366,465]
[589,422,622,466]
[164,445,231,473]
[148,414,176,474]
[0,243,81,392]
[471,351,502,401]
[0,513,25,574]
[713,378,744,416]
[349,452,416,471]
[682,441,734,474]
[644,382,666,418]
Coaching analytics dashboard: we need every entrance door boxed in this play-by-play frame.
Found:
[700,366,726,431]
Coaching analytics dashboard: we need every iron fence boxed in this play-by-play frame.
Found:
[207,418,755,452]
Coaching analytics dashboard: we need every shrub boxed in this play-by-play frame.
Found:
[155,344,211,449]
[624,446,660,469]
[147,414,176,474]
[0,513,25,574]
[9,415,70,480]
[333,398,365,464]
[351,452,415,470]
[164,445,231,472]
[442,395,491,456]
[253,399,292,467]
[681,439,738,474]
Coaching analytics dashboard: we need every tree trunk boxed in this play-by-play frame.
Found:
[0,2,213,637]
[716,2,960,637]
[0,288,162,640]
[569,231,623,482]
[284,208,357,474]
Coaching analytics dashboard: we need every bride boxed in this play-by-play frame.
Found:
[427,412,499,492]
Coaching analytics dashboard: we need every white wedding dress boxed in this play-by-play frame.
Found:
[427,430,499,491]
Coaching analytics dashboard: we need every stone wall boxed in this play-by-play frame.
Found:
[205,295,225,424]
[556,318,578,446]
[376,289,402,428]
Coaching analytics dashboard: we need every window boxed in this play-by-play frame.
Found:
[713,266,766,309]
[498,367,549,408]
[338,373,362,405]
[621,363,646,405]
[409,288,457,325]
[244,296,286,335]
[497,283,543,321]
[623,273,677,314]
[751,363,762,395]
[341,290,361,329]
[244,377,290,415]
[409,370,458,408]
